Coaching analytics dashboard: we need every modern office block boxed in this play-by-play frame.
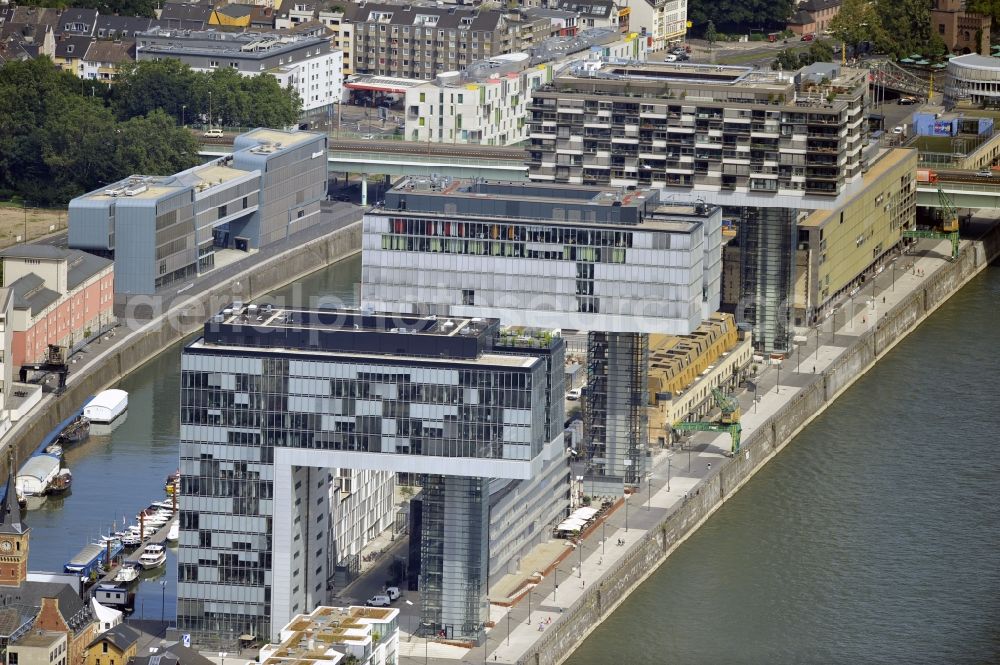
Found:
[361,178,721,492]
[69,129,326,295]
[362,178,721,335]
[177,305,566,646]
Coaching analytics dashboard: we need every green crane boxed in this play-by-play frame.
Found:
[672,387,743,454]
[903,184,959,259]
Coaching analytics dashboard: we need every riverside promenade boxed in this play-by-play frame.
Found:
[394,220,1000,664]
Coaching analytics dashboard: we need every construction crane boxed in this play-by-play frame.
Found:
[903,184,959,259]
[672,387,743,454]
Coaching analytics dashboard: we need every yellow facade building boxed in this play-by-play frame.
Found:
[646,313,753,444]
[82,624,140,665]
[796,148,917,324]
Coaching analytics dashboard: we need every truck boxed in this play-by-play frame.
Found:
[916,169,938,184]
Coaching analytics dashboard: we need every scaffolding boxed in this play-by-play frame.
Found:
[738,206,797,354]
[584,332,648,494]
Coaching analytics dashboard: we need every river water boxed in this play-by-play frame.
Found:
[566,267,1000,664]
[26,256,997,663]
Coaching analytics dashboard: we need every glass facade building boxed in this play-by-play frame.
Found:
[177,306,566,646]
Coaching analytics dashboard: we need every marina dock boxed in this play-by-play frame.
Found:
[95,517,175,587]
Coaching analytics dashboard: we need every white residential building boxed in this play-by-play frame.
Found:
[623,0,687,49]
[404,54,551,145]
[331,467,396,571]
[402,29,647,146]
[136,28,344,114]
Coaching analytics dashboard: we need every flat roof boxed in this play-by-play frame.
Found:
[12,631,64,648]
[241,127,319,149]
[196,303,541,368]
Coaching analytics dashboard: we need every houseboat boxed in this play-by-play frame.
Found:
[16,454,60,498]
[83,390,128,434]
[64,540,124,578]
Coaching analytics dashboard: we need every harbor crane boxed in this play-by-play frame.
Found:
[672,387,743,454]
[903,184,959,259]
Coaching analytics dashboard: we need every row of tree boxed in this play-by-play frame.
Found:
[0,58,302,206]
[112,60,301,129]
[15,0,159,19]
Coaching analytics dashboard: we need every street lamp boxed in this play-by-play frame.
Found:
[775,363,780,394]
[160,580,167,621]
[526,590,532,625]
[624,491,630,532]
[182,104,187,127]
[667,457,671,492]
[577,539,583,577]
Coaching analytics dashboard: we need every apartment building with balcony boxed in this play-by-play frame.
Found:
[343,2,515,80]
[404,53,552,145]
[526,62,867,195]
[526,61,870,353]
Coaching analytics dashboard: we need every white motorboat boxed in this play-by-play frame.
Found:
[115,563,140,583]
[137,544,166,570]
[120,532,142,548]
[166,519,179,543]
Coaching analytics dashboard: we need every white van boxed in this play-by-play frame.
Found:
[203,128,224,138]
[385,586,401,601]
[366,594,391,607]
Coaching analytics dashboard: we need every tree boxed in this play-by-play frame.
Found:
[772,49,800,71]
[114,59,301,130]
[0,57,200,206]
[705,20,718,46]
[689,0,796,35]
[877,0,945,58]
[808,40,835,64]
[829,0,885,56]
[15,0,158,18]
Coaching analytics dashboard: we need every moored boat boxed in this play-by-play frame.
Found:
[47,468,72,495]
[44,443,64,457]
[137,544,166,570]
[166,519,179,542]
[57,415,90,445]
[114,563,140,584]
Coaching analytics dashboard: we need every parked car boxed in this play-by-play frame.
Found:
[676,53,690,61]
[366,594,391,607]
[663,54,677,62]
[203,129,224,138]
[801,33,815,41]
[385,586,401,601]
[977,169,992,177]
[892,125,904,135]
[898,96,917,105]
[566,388,582,401]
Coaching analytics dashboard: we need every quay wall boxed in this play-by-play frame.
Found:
[1,222,361,478]
[520,226,1000,665]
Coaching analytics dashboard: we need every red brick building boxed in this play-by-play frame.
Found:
[0,246,114,368]
[931,0,991,55]
[787,0,842,37]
